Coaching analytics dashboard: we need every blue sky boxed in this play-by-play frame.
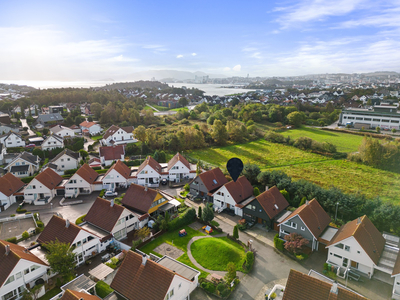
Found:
[1,0,400,80]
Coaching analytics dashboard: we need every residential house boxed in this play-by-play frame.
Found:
[37,215,106,266]
[102,160,131,191]
[167,152,196,183]
[0,132,25,148]
[47,149,80,174]
[23,168,64,204]
[88,157,101,168]
[0,173,25,211]
[278,199,331,251]
[0,144,6,165]
[60,290,100,300]
[240,186,289,229]
[134,156,163,187]
[41,135,64,151]
[122,184,172,219]
[35,113,64,126]
[101,125,136,146]
[83,197,140,241]
[79,121,102,136]
[189,168,228,202]
[99,145,125,167]
[282,269,366,300]
[6,152,40,178]
[212,176,254,215]
[0,240,50,300]
[326,215,386,278]
[50,125,75,138]
[0,124,19,135]
[65,164,102,198]
[110,251,200,300]
[69,125,81,134]
[48,106,63,114]
[0,114,11,125]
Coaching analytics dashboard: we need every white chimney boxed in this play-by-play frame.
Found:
[142,254,148,266]
[66,219,70,228]
[265,186,269,191]
[357,217,362,225]
[306,200,309,205]
[5,244,10,255]
[110,199,114,207]
[330,282,338,295]
[144,184,148,192]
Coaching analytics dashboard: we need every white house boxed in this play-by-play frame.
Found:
[167,152,196,182]
[41,135,64,151]
[23,168,64,204]
[0,173,25,211]
[6,152,40,178]
[0,144,6,165]
[69,125,81,134]
[0,124,19,135]
[111,251,200,300]
[37,216,108,266]
[101,125,136,146]
[135,156,163,187]
[65,164,102,198]
[48,149,80,174]
[0,132,25,148]
[50,125,75,138]
[0,241,49,300]
[102,160,131,191]
[83,197,140,241]
[99,145,125,167]
[79,121,102,136]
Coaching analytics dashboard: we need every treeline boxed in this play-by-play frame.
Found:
[101,80,169,90]
[242,165,400,235]
[349,137,400,173]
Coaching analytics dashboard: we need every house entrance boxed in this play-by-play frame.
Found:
[39,193,44,199]
[257,218,263,224]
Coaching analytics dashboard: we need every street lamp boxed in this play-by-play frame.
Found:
[334,202,339,222]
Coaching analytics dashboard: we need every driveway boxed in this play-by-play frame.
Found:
[84,136,96,151]
[20,118,35,136]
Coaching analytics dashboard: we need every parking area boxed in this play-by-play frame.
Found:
[0,217,36,240]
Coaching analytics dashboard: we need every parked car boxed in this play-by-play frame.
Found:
[161,178,168,185]
[104,191,118,197]
[25,144,36,148]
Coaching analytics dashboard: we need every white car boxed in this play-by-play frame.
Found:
[104,191,118,197]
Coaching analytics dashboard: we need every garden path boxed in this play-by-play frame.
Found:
[186,234,245,279]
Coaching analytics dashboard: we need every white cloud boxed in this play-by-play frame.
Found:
[223,67,231,71]
[191,53,197,56]
[177,54,183,58]
[233,65,241,72]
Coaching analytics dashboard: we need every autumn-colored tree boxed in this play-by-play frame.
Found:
[284,233,309,254]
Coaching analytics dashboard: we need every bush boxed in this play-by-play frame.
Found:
[95,281,114,298]
[92,166,101,170]
[198,206,202,219]
[217,282,226,293]
[96,169,109,174]
[265,131,285,143]
[99,189,106,197]
[201,282,216,294]
[168,208,196,231]
[21,176,34,184]
[10,214,15,217]
[6,237,17,244]
[184,183,190,192]
[16,207,27,214]
[64,168,78,175]
[22,231,29,239]
[270,292,277,299]
[75,214,86,225]
[210,220,220,228]
[36,220,44,228]
[245,251,254,270]
[233,225,239,239]
[274,234,284,251]
[35,227,43,234]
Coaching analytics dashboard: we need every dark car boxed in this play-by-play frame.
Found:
[161,178,168,185]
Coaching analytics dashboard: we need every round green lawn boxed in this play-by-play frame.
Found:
[190,237,246,271]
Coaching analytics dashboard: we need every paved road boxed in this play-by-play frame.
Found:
[20,119,35,136]
[145,104,160,112]
[154,110,177,116]
[84,136,96,151]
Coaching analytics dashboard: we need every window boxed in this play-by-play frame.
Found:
[373,118,380,122]
[343,258,348,267]
[77,241,82,247]
[333,254,342,259]
[30,265,40,272]
[67,158,70,161]
[61,159,64,162]
[344,245,350,251]
[285,221,297,229]
[24,268,30,275]
[5,275,15,285]
[280,229,290,235]
[334,243,344,249]
[15,272,22,279]
[82,238,87,244]
[178,283,181,289]
[357,250,360,254]
[62,165,65,168]
[301,226,305,231]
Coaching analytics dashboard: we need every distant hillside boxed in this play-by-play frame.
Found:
[100,80,169,90]
[0,83,36,92]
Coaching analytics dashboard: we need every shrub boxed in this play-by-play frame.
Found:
[274,234,284,251]
[210,220,220,228]
[95,281,114,298]
[92,166,101,170]
[217,283,226,293]
[6,237,17,244]
[198,206,202,219]
[21,176,34,184]
[253,187,260,196]
[25,212,31,215]
[221,289,230,297]
[35,227,43,234]
[184,183,190,192]
[36,221,44,228]
[245,251,254,270]
[201,282,216,294]
[10,214,15,217]
[324,263,329,271]
[22,231,29,239]
[64,169,78,175]
[16,207,27,213]
[99,189,106,197]
[75,214,86,225]
[168,208,196,231]
[284,232,309,254]
[270,292,277,299]
[265,131,285,143]
[233,225,239,239]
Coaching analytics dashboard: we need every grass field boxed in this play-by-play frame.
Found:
[276,160,400,202]
[90,135,103,141]
[188,139,332,169]
[280,127,365,153]
[191,237,246,271]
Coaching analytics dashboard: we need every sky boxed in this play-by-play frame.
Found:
[1,0,400,81]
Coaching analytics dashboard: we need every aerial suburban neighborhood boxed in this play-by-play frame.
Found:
[0,75,400,300]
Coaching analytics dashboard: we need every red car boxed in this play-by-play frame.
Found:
[25,144,36,148]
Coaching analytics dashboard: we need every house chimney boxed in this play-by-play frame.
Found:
[330,282,338,295]
[357,217,362,225]
[5,244,10,255]
[306,200,309,205]
[144,184,148,192]
[110,199,114,207]
[265,186,269,191]
[142,254,148,266]
[66,219,70,228]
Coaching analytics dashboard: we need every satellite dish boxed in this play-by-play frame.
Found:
[35,278,44,285]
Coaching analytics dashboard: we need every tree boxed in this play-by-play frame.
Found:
[225,262,236,282]
[135,227,151,240]
[286,111,305,127]
[21,284,43,300]
[253,187,260,196]
[196,161,201,175]
[22,231,29,239]
[376,126,381,133]
[42,128,49,135]
[242,163,260,185]
[44,239,76,281]
[79,149,88,160]
[198,206,202,219]
[211,119,228,145]
[202,204,214,223]
[245,251,254,270]
[178,97,189,107]
[74,116,84,126]
[134,125,147,143]
[284,233,309,254]
[91,103,103,119]
[233,225,239,239]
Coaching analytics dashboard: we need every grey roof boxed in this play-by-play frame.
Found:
[36,113,64,123]
[44,134,64,143]
[61,274,96,292]
[50,125,71,134]
[0,132,22,139]
[10,165,29,172]
[51,149,79,162]
[19,152,39,165]
[157,256,200,281]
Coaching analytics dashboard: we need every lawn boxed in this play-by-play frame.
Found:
[280,127,365,153]
[276,160,400,203]
[188,139,332,169]
[170,107,188,112]
[177,253,209,279]
[190,237,246,271]
[38,287,62,300]
[90,135,103,141]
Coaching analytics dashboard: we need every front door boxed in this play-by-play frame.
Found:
[258,218,263,224]
[227,203,230,209]
[351,260,358,268]
[39,193,44,199]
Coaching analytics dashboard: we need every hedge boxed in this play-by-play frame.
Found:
[99,189,106,197]
[64,168,78,175]
[21,176,35,184]
[92,166,101,170]
[75,214,86,225]
[168,208,196,231]
[274,234,284,251]
[95,281,113,298]
[6,237,17,244]
[96,169,109,174]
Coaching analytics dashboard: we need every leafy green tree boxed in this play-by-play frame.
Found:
[253,187,260,196]
[233,225,239,239]
[242,163,260,185]
[134,125,147,143]
[211,119,228,145]
[44,239,76,281]
[90,103,103,119]
[198,206,202,219]
[79,149,88,160]
[225,262,236,282]
[376,126,381,133]
[22,231,29,239]
[178,97,189,107]
[286,111,305,127]
[202,204,214,223]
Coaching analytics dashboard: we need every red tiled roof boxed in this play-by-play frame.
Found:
[121,126,134,134]
[280,199,331,238]
[75,163,99,184]
[219,176,253,204]
[254,186,289,219]
[105,160,131,179]
[99,145,125,161]
[79,121,98,128]
[0,173,25,196]
[122,184,159,214]
[37,215,82,245]
[0,240,48,287]
[283,269,367,300]
[328,215,385,265]
[110,251,174,300]
[61,290,101,300]
[34,168,63,190]
[198,168,228,193]
[137,156,162,174]
[85,197,125,232]
[167,152,190,171]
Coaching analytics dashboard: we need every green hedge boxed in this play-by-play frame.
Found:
[96,169,109,174]
[168,208,196,231]
[64,168,78,175]
[274,234,284,251]
[99,189,106,197]
[92,166,102,170]
[21,176,35,184]
[75,214,86,225]
[6,237,17,244]
[95,281,113,298]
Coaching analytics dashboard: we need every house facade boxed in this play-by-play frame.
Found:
[135,156,163,187]
[0,132,25,148]
[102,160,131,191]
[23,168,63,204]
[41,135,64,151]
[101,125,136,146]
[167,152,196,182]
[49,149,80,173]
[0,173,25,211]
[189,168,228,202]
[50,125,75,138]
[0,241,49,300]
[6,152,40,178]
[65,164,102,198]
[79,121,102,135]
